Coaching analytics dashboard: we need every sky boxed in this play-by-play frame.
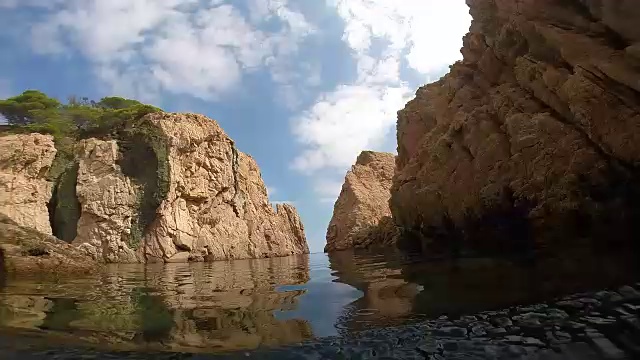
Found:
[0,0,471,253]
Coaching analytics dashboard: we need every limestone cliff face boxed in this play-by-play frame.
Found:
[391,0,640,254]
[0,113,309,265]
[142,113,309,262]
[0,133,57,235]
[72,139,139,263]
[325,151,396,252]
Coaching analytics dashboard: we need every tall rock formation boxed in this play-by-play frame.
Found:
[0,133,57,235]
[391,0,640,254]
[141,113,308,262]
[325,151,396,252]
[0,113,309,265]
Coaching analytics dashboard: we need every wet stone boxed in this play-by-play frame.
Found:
[618,286,640,299]
[578,298,601,307]
[545,308,569,321]
[433,327,467,338]
[470,324,489,337]
[458,315,477,323]
[582,316,617,327]
[518,304,548,312]
[488,327,508,336]
[513,313,545,327]
[491,317,513,327]
[559,342,602,360]
[556,300,584,309]
[623,303,640,313]
[591,337,627,359]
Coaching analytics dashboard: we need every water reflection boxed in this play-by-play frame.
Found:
[0,255,316,352]
[329,247,640,330]
[0,249,638,354]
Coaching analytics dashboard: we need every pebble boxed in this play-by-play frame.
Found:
[491,316,512,327]
[618,286,640,300]
[591,337,627,359]
[433,326,467,338]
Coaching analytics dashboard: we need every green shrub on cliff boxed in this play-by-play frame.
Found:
[0,90,166,249]
[0,90,161,139]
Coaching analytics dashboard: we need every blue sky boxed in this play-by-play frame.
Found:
[0,0,471,253]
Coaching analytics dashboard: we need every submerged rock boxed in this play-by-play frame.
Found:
[325,151,396,252]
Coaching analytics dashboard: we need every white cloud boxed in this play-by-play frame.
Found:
[292,84,410,173]
[22,0,314,100]
[291,0,470,203]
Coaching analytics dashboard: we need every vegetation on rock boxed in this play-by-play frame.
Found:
[0,90,165,249]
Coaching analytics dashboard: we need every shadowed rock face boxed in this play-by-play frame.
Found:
[325,151,396,252]
[391,0,640,255]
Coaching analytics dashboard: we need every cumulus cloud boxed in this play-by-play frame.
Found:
[292,84,410,173]
[291,0,471,201]
[21,0,314,100]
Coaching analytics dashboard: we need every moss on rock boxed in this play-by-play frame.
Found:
[49,162,81,243]
[117,117,170,249]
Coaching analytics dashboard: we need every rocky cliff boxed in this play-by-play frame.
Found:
[391,0,640,255]
[0,133,57,235]
[325,151,396,252]
[0,113,309,265]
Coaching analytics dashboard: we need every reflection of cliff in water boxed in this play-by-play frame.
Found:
[328,250,423,332]
[0,254,314,352]
[330,247,640,330]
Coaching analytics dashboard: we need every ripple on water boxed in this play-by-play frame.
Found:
[0,249,638,354]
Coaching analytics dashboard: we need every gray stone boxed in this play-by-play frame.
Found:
[556,300,584,309]
[488,327,507,336]
[618,286,640,300]
[559,342,602,360]
[582,316,617,326]
[433,326,467,338]
[491,316,513,327]
[591,337,627,359]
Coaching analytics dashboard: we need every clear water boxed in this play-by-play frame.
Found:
[0,250,637,353]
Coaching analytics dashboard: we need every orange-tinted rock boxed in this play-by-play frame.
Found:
[391,0,640,254]
[325,151,396,252]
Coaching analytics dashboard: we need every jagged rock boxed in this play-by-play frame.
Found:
[0,214,100,275]
[141,113,308,262]
[72,139,139,263]
[0,133,56,234]
[325,151,396,252]
[0,112,308,265]
[391,0,640,254]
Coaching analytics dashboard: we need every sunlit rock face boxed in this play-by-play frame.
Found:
[0,133,57,235]
[0,113,309,264]
[140,113,309,262]
[325,151,397,252]
[391,0,640,254]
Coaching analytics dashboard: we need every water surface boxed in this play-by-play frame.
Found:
[0,250,637,353]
